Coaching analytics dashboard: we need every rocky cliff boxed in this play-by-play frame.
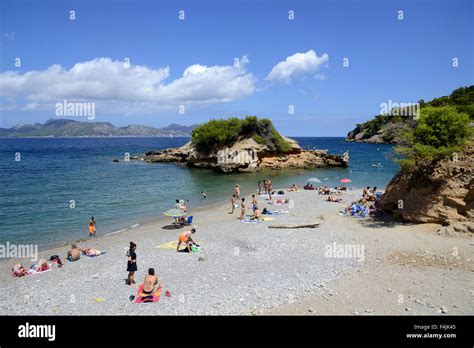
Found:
[143,136,349,173]
[346,118,415,144]
[379,140,473,233]
[346,86,474,144]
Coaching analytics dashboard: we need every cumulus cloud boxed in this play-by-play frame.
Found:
[266,50,328,84]
[0,56,255,112]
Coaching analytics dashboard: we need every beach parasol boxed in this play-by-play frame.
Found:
[340,178,352,183]
[163,209,186,217]
[307,177,321,183]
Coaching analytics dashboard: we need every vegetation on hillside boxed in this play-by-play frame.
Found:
[191,116,292,154]
[348,86,474,142]
[395,106,472,169]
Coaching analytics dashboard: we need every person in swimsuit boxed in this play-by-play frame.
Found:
[67,244,81,261]
[140,268,159,296]
[81,248,101,256]
[234,185,241,199]
[89,216,96,236]
[251,194,258,213]
[176,228,196,252]
[230,194,237,214]
[240,198,246,220]
[126,242,137,285]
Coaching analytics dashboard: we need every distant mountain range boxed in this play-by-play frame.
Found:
[0,119,197,137]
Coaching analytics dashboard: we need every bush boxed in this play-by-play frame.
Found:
[395,106,471,168]
[191,116,291,154]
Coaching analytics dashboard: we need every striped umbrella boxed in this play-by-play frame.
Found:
[163,209,186,217]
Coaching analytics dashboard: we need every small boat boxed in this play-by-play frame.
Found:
[371,163,383,167]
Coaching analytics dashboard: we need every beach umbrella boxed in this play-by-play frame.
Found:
[340,178,352,183]
[307,177,321,183]
[163,209,186,217]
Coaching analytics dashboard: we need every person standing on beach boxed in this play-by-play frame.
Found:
[230,194,237,214]
[263,179,267,194]
[258,181,262,195]
[240,198,246,220]
[126,242,137,286]
[89,216,96,237]
[252,194,258,212]
[234,185,241,199]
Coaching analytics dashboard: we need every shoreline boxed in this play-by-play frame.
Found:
[1,187,472,316]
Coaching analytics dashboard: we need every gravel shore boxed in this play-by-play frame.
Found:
[1,188,472,315]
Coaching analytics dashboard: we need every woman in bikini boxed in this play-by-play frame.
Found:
[140,268,159,296]
[240,198,246,220]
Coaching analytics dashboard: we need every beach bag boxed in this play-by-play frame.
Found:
[278,190,284,195]
[262,208,268,214]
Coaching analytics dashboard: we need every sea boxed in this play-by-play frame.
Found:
[0,137,399,248]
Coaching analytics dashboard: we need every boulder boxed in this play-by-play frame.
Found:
[379,140,473,231]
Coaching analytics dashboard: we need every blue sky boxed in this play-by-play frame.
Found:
[0,0,472,136]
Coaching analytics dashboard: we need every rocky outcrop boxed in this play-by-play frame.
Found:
[143,136,349,173]
[379,140,474,233]
[346,119,415,144]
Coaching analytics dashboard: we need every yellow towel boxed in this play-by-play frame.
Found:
[156,240,202,250]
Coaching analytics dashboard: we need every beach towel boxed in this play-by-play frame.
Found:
[263,210,289,215]
[261,217,275,221]
[135,284,162,303]
[241,219,260,224]
[156,241,202,250]
[84,251,107,257]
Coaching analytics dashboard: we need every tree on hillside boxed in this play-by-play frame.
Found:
[396,106,471,169]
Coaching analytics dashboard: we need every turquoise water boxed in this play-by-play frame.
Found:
[0,137,398,247]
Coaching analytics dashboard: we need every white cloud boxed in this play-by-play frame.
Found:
[0,56,255,113]
[266,50,328,84]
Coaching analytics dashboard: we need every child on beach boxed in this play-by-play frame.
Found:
[89,216,96,236]
[240,198,246,220]
[230,194,237,214]
[126,242,137,285]
[176,228,196,252]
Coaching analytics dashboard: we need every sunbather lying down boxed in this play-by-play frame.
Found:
[327,195,343,203]
[81,248,101,256]
[12,259,52,277]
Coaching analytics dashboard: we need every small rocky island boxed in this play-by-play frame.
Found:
[141,116,349,173]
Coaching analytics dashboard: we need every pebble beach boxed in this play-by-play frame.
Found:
[0,188,472,316]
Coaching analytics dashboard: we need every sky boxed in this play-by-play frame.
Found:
[0,0,472,136]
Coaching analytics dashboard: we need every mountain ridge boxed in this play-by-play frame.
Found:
[0,119,197,137]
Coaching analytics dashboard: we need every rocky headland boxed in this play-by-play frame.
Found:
[141,117,348,173]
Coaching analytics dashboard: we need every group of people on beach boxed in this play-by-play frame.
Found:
[124,241,160,298]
